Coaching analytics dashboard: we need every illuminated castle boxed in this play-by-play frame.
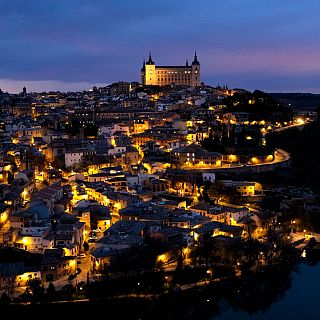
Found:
[141,52,200,87]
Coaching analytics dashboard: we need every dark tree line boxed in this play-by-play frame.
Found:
[266,118,320,190]
[223,90,293,123]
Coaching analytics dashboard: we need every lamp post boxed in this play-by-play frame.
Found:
[164,276,168,289]
[206,269,213,282]
[137,282,141,294]
[258,251,264,269]
[235,261,241,276]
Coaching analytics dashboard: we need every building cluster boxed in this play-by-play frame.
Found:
[0,58,314,295]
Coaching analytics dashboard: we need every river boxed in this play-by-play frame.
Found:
[9,262,320,320]
[215,262,320,319]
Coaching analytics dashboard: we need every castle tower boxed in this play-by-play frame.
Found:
[191,51,200,87]
[141,53,156,85]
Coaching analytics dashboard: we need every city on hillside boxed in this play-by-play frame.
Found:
[0,54,320,315]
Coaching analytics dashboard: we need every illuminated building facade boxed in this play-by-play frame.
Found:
[141,52,200,86]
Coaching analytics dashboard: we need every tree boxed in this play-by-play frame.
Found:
[266,121,320,190]
[46,282,56,301]
[26,278,45,304]
[0,292,11,305]
[263,225,291,266]
[19,288,33,303]
[83,241,89,252]
[61,283,75,300]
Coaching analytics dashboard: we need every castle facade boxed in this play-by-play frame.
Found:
[141,52,200,87]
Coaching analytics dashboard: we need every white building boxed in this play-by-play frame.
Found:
[107,146,126,156]
[18,227,54,253]
[218,180,262,196]
[202,172,215,184]
[65,151,84,168]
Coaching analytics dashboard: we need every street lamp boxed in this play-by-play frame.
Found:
[164,276,169,288]
[136,282,141,294]
[206,269,213,281]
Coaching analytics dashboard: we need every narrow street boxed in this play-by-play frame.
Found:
[12,252,93,297]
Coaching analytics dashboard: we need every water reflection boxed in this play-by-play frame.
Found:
[146,264,296,319]
[215,260,320,319]
[147,258,320,320]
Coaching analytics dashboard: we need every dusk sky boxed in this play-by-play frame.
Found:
[1,0,320,93]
